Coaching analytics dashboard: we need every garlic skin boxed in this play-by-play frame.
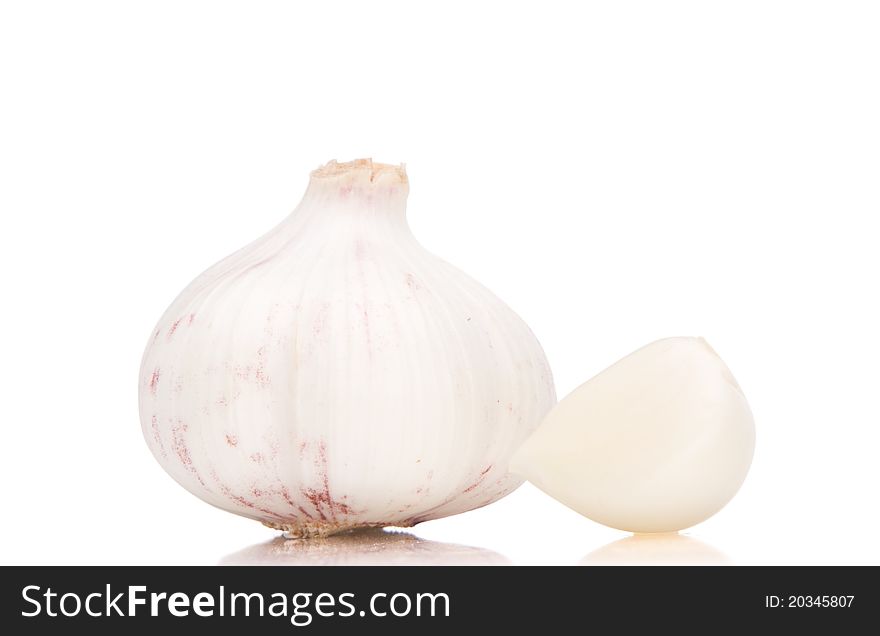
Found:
[510,337,754,533]
[139,159,556,536]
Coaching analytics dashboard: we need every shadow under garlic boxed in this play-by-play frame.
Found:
[220,528,510,566]
[581,533,730,566]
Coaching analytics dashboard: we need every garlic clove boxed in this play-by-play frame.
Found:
[509,337,755,533]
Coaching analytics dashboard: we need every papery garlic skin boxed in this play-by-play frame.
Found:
[510,337,754,533]
[139,159,556,536]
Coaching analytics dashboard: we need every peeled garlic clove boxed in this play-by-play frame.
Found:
[510,337,755,533]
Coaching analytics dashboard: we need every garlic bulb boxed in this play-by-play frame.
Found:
[510,337,754,533]
[139,159,556,537]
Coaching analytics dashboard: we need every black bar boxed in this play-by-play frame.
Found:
[1,566,875,633]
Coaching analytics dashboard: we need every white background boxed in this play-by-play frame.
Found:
[2,1,878,565]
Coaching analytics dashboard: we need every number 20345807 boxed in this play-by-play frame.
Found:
[765,595,854,608]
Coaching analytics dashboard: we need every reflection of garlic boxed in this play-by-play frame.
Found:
[511,337,754,533]
[139,159,556,537]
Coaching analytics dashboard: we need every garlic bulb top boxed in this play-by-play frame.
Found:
[139,159,556,536]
